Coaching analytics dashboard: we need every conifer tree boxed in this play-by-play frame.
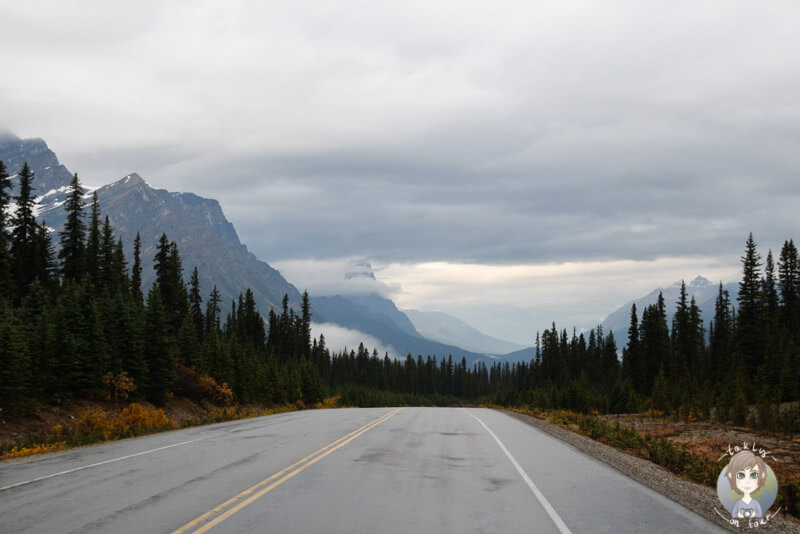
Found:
[58,173,87,282]
[205,285,221,336]
[99,216,116,290]
[154,234,188,331]
[144,285,177,405]
[85,192,101,283]
[0,160,12,294]
[10,163,39,290]
[710,283,733,374]
[736,233,763,373]
[778,240,799,338]
[622,303,641,390]
[32,219,56,289]
[639,293,670,396]
[671,281,691,382]
[189,266,204,341]
[0,302,33,413]
[130,233,143,305]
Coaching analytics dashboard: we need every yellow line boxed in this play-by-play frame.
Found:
[172,408,403,534]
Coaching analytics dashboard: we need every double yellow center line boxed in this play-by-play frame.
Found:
[172,408,404,534]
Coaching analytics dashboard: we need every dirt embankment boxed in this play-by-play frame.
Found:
[0,397,219,451]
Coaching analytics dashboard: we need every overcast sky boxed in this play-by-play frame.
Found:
[2,1,799,345]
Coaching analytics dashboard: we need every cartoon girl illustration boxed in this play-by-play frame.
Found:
[725,450,767,519]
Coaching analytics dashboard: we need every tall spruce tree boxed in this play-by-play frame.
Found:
[10,163,39,291]
[189,266,204,341]
[639,293,670,396]
[130,232,143,305]
[736,233,763,373]
[778,240,799,339]
[58,173,87,282]
[0,160,12,294]
[143,285,177,405]
[622,303,641,390]
[85,192,101,284]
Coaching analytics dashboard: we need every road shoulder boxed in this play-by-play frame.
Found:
[500,409,798,533]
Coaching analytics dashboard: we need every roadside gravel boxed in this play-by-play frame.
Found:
[501,409,799,533]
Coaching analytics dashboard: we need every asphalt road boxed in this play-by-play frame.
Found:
[0,407,727,533]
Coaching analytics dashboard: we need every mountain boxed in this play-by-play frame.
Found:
[2,134,302,315]
[600,275,738,338]
[404,309,527,355]
[311,293,498,365]
[0,134,73,197]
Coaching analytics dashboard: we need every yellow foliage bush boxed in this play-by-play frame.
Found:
[197,375,234,405]
[315,395,341,409]
[71,403,176,440]
[3,441,68,459]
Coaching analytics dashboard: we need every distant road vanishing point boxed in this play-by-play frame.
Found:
[0,407,726,533]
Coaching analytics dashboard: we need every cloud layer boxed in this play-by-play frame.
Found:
[3,1,799,342]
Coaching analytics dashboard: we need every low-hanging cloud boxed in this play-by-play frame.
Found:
[311,322,400,360]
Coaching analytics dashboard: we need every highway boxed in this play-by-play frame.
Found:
[0,407,727,533]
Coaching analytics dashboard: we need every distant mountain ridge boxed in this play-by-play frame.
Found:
[311,293,505,365]
[600,275,738,338]
[404,309,527,355]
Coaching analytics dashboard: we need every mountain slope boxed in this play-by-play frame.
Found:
[405,309,527,355]
[2,134,302,315]
[0,134,73,196]
[311,294,497,365]
[41,172,302,313]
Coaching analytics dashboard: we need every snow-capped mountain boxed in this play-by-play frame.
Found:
[1,134,302,315]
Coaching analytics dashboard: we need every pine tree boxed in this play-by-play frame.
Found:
[153,234,188,331]
[639,293,670,396]
[144,285,177,405]
[58,173,87,282]
[301,290,312,358]
[0,160,12,295]
[205,285,221,336]
[130,232,143,305]
[778,240,800,339]
[710,283,733,374]
[0,301,33,413]
[85,192,101,283]
[188,266,204,341]
[736,233,763,373]
[10,163,39,291]
[98,216,116,291]
[671,281,691,382]
[622,303,641,390]
[32,220,56,289]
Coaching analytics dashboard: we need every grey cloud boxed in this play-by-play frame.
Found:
[3,0,800,270]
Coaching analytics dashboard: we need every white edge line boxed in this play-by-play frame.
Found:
[0,437,207,492]
[464,409,573,534]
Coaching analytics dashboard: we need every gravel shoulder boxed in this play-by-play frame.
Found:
[500,409,800,533]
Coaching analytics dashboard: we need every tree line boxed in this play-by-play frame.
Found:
[1,160,798,434]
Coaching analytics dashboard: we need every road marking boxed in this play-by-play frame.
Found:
[173,408,404,534]
[464,409,573,534]
[0,437,208,492]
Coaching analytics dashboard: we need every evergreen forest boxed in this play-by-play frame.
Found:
[1,161,799,435]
